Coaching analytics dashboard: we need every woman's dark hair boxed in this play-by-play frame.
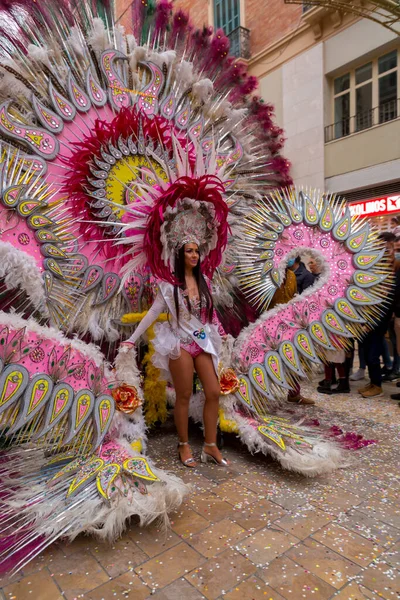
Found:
[173,244,214,323]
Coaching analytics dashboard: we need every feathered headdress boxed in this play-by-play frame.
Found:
[144,175,229,281]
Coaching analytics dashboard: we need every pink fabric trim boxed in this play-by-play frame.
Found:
[180,340,203,359]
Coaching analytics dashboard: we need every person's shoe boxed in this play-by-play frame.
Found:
[382,369,397,382]
[361,385,383,398]
[350,368,365,381]
[381,366,393,379]
[386,370,400,382]
[330,379,351,394]
[390,393,400,400]
[317,380,332,395]
[177,442,197,468]
[318,375,337,386]
[358,382,373,394]
[201,443,230,466]
[287,395,315,405]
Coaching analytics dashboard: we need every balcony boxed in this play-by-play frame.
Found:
[325,99,400,143]
[228,26,251,60]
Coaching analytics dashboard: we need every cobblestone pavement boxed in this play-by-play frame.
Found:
[0,376,399,600]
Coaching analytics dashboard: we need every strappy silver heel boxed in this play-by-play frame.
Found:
[200,442,229,466]
[177,441,197,468]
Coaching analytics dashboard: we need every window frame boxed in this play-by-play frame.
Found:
[213,0,241,36]
[354,62,373,131]
[330,48,399,140]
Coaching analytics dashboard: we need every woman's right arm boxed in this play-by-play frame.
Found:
[122,292,166,346]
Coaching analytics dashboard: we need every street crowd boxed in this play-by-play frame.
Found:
[273,217,400,406]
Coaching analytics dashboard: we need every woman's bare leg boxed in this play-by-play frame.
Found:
[194,353,228,463]
[169,349,195,465]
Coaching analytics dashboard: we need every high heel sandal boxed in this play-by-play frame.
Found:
[200,442,229,466]
[177,442,197,468]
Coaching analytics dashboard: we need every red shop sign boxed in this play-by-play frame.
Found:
[349,194,400,218]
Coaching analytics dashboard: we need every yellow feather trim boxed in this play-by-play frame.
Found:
[218,408,239,434]
[120,311,169,426]
[130,439,143,453]
[122,311,168,324]
[143,325,168,426]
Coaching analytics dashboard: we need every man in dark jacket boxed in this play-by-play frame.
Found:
[288,255,316,294]
[359,233,395,398]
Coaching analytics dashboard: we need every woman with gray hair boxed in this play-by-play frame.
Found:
[307,256,322,277]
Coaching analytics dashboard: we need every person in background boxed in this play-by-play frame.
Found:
[269,266,297,308]
[317,349,350,395]
[379,232,399,382]
[381,338,395,380]
[390,236,400,403]
[358,232,395,398]
[269,266,315,405]
[288,255,316,293]
[383,235,400,382]
[308,256,322,278]
[350,341,366,381]
[391,216,400,237]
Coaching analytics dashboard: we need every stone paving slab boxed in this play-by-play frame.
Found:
[0,375,399,600]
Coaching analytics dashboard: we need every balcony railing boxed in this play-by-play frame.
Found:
[228,26,251,60]
[325,99,400,142]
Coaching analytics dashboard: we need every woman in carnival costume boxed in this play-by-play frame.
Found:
[122,184,229,467]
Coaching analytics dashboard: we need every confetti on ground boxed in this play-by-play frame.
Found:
[0,376,399,599]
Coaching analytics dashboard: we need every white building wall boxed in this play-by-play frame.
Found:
[326,159,400,194]
[324,18,397,75]
[281,43,325,190]
[258,21,399,194]
[259,69,283,126]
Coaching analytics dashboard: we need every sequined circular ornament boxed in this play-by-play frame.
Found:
[74,365,86,380]
[29,347,45,363]
[328,285,338,296]
[320,238,329,248]
[338,260,347,270]
[18,232,30,245]
[249,346,260,360]
[111,384,142,414]
[309,301,318,312]
[293,230,304,240]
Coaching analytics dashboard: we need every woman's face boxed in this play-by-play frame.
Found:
[308,257,319,274]
[184,243,200,270]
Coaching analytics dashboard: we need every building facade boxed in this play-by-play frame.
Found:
[114,0,400,230]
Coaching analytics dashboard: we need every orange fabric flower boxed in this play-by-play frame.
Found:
[112,384,142,414]
[219,368,240,395]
